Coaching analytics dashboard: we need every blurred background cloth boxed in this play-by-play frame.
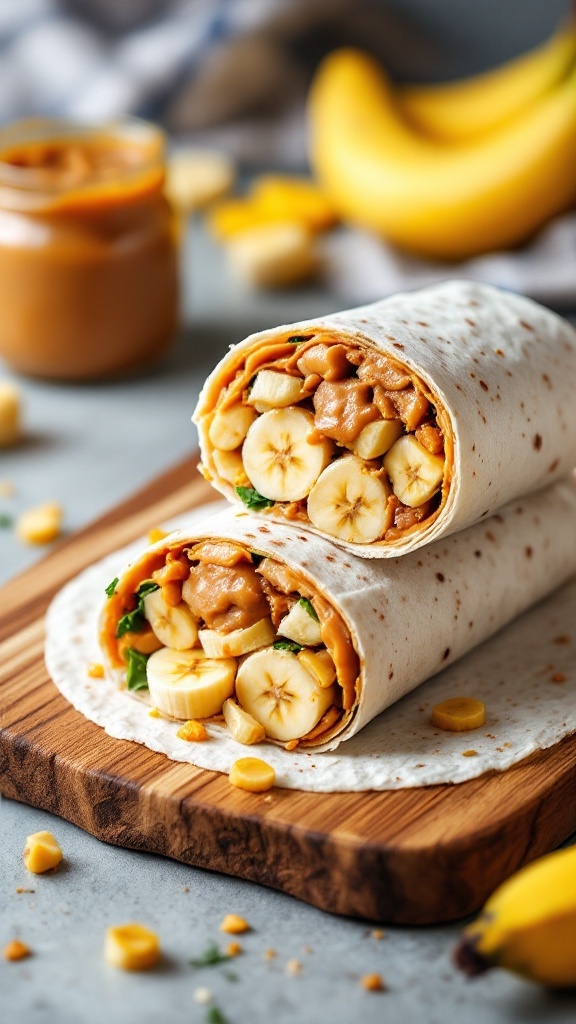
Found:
[0,0,573,306]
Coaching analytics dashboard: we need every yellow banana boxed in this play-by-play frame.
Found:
[454,845,576,987]
[308,49,576,260]
[399,20,576,141]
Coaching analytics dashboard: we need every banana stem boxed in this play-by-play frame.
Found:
[453,935,491,978]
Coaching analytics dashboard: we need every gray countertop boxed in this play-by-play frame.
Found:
[1,222,575,1024]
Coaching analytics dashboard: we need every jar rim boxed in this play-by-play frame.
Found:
[0,116,165,195]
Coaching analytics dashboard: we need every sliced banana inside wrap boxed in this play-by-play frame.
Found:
[99,537,358,750]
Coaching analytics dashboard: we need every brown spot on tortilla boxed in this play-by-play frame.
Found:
[443,647,450,660]
[533,434,542,450]
[474,550,482,558]
[554,635,571,645]
[520,320,535,331]
[548,459,559,473]
[472,444,476,452]
[436,572,445,582]
[465,319,476,327]
[326,555,335,562]
[542,373,552,388]
[392,342,405,350]
[486,531,496,542]
[417,322,430,327]
[470,372,476,378]
[525,546,533,558]
[297,535,309,542]
[388,670,394,679]
[258,525,270,533]
[493,514,504,524]
[479,380,489,392]
[551,673,566,683]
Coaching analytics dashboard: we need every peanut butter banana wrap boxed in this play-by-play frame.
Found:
[194,281,576,557]
[99,475,576,751]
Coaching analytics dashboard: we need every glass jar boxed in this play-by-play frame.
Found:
[0,118,179,380]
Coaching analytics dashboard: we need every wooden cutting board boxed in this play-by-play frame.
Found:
[1,454,575,925]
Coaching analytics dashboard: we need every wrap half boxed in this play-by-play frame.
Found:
[99,474,576,751]
[194,280,576,557]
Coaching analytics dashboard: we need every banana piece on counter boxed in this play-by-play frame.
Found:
[209,404,257,451]
[226,222,318,289]
[222,698,266,745]
[242,407,333,502]
[247,370,305,413]
[454,845,576,987]
[307,456,390,543]
[384,435,444,508]
[165,149,235,212]
[278,599,322,647]
[199,617,276,658]
[144,589,199,650]
[399,22,576,141]
[146,647,236,719]
[309,48,576,259]
[235,648,337,742]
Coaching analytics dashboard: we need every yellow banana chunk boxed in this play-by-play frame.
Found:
[250,175,338,231]
[309,48,576,259]
[431,697,485,731]
[399,21,576,141]
[143,589,199,650]
[105,923,160,971]
[165,149,235,212]
[454,845,576,986]
[277,599,322,647]
[226,222,318,289]
[146,647,236,719]
[199,616,275,658]
[212,448,250,488]
[209,403,257,451]
[243,407,333,502]
[222,698,266,745]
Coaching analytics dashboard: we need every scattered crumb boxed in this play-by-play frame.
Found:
[16,503,62,545]
[264,948,276,960]
[182,886,190,893]
[462,750,478,757]
[193,987,213,1005]
[285,958,302,976]
[104,923,160,971]
[263,795,273,803]
[4,940,31,962]
[148,527,169,545]
[15,887,35,894]
[551,673,566,683]
[361,972,386,992]
[87,662,104,679]
[23,831,63,874]
[149,708,161,718]
[226,941,242,957]
[371,929,385,940]
[284,740,299,751]
[220,914,250,935]
[176,720,208,742]
[302,945,313,954]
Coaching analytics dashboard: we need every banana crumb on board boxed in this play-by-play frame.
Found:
[361,972,386,992]
[148,707,161,718]
[16,503,62,545]
[87,662,104,678]
[226,941,242,957]
[15,887,35,894]
[286,958,302,976]
[264,948,277,960]
[193,987,213,1005]
[176,720,208,742]
[4,940,31,962]
[104,923,160,971]
[220,914,250,935]
[371,929,385,940]
[182,886,190,893]
[461,749,478,757]
[23,831,63,874]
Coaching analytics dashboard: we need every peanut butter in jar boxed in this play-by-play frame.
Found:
[0,118,179,380]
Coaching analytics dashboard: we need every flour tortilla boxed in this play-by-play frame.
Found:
[194,280,576,557]
[97,473,576,750]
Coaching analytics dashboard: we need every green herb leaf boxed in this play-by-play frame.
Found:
[116,580,159,638]
[273,639,304,653]
[125,648,150,691]
[0,513,13,528]
[105,577,119,598]
[286,335,311,345]
[223,969,238,982]
[207,1008,229,1024]
[298,596,319,622]
[235,487,274,511]
[190,943,231,967]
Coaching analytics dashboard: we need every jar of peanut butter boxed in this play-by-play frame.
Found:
[0,118,179,380]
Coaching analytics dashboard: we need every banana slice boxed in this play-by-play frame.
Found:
[146,648,236,719]
[212,448,250,488]
[247,370,305,413]
[143,590,199,650]
[222,698,266,745]
[298,648,336,688]
[347,418,403,460]
[209,404,257,451]
[242,407,333,501]
[307,456,390,543]
[278,599,322,647]
[235,649,337,742]
[199,617,275,658]
[384,434,445,508]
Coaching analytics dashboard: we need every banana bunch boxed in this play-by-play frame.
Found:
[454,845,576,987]
[308,22,576,259]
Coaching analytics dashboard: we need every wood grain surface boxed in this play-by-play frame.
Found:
[1,454,575,925]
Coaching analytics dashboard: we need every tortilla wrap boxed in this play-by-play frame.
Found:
[97,473,576,751]
[193,280,576,557]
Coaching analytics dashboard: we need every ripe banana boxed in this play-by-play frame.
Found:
[222,698,266,745]
[199,616,275,658]
[307,455,390,543]
[242,407,333,501]
[248,370,305,412]
[454,845,576,987]
[143,590,199,650]
[146,647,236,719]
[399,21,576,141]
[347,418,403,460]
[235,648,337,741]
[278,599,323,647]
[308,48,576,259]
[208,403,257,451]
[384,434,444,507]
